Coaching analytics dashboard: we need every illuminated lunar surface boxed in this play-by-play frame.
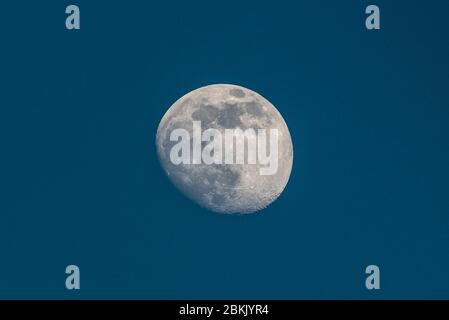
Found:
[156,84,293,214]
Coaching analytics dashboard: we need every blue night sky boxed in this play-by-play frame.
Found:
[1,0,448,299]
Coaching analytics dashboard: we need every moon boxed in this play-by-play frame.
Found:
[156,84,293,214]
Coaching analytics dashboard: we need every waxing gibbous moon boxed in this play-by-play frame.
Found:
[156,84,293,214]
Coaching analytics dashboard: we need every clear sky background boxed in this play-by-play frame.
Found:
[1,0,449,299]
